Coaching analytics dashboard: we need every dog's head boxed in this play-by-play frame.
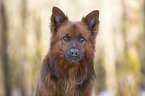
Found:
[50,7,99,63]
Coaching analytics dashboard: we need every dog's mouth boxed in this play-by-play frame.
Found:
[64,54,82,61]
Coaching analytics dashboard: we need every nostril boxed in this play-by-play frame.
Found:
[69,47,80,57]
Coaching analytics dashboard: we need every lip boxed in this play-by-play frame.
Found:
[66,58,81,61]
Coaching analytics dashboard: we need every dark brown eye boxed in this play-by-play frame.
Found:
[62,35,70,42]
[78,35,86,43]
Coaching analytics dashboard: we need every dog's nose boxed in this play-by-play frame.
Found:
[64,41,83,61]
[69,47,80,57]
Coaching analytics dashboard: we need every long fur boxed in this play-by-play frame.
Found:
[36,7,99,96]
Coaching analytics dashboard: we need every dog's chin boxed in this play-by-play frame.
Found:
[71,60,76,62]
[63,59,80,65]
[66,59,77,63]
[69,60,79,64]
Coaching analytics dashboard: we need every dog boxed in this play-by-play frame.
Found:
[36,7,99,96]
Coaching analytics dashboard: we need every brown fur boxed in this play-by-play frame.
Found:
[36,7,99,96]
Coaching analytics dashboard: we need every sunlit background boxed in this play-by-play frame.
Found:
[0,0,144,96]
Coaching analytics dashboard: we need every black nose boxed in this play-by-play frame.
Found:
[64,41,83,61]
[69,47,80,57]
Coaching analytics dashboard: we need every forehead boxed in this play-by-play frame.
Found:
[57,21,89,36]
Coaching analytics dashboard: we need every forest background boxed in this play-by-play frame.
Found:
[0,0,144,96]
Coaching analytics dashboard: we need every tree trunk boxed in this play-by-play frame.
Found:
[0,0,11,96]
[20,0,28,95]
[140,0,145,91]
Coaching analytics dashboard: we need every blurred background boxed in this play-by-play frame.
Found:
[0,0,144,96]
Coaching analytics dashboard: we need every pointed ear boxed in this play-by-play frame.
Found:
[82,10,99,36]
[51,7,68,33]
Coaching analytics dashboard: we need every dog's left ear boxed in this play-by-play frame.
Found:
[51,7,68,34]
[82,10,99,37]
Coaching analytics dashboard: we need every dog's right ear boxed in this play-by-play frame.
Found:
[51,7,68,34]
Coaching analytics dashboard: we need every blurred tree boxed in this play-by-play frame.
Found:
[140,1,145,91]
[20,0,27,95]
[0,0,12,96]
[119,0,144,96]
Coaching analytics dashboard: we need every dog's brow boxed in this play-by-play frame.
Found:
[73,24,77,33]
[70,24,77,40]
[62,33,69,37]
[73,24,78,35]
[79,33,87,38]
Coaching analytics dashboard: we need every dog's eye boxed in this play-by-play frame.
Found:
[62,35,70,42]
[78,35,86,43]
